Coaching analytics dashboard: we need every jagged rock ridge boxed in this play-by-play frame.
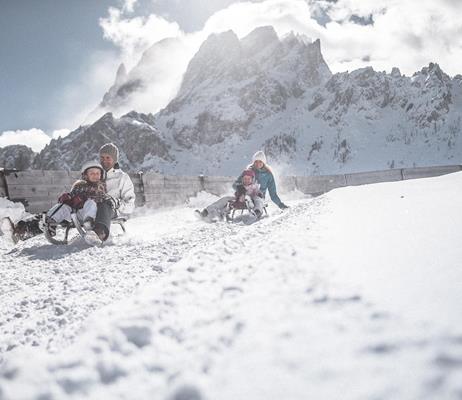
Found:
[33,26,462,175]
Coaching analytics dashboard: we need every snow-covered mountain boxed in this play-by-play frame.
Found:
[33,112,171,171]
[86,36,193,125]
[34,26,462,174]
[0,145,35,170]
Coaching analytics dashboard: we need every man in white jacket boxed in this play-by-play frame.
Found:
[92,143,135,242]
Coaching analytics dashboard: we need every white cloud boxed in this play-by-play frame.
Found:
[99,7,182,68]
[100,0,462,77]
[315,0,462,75]
[52,49,122,129]
[0,129,50,152]
[122,0,138,13]
[0,128,71,153]
[52,129,71,140]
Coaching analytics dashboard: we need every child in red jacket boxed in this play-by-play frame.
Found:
[47,161,107,229]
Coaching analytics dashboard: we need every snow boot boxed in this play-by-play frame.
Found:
[1,216,43,243]
[84,230,103,247]
[83,217,95,231]
[194,209,208,220]
[1,217,19,244]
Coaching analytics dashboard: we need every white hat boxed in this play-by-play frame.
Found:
[252,150,267,164]
[81,161,106,180]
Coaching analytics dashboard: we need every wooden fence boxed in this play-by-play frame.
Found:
[1,165,461,213]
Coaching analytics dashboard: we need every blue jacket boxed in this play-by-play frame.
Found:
[233,166,284,208]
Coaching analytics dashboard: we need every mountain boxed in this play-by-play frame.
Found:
[33,112,171,171]
[35,26,462,175]
[86,36,193,125]
[0,145,35,170]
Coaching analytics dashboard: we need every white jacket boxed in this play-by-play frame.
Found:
[105,167,136,214]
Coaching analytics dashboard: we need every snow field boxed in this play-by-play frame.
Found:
[1,173,462,399]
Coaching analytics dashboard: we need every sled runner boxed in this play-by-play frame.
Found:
[225,196,268,222]
[42,212,127,245]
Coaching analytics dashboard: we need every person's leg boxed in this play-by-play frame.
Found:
[204,196,234,221]
[47,203,72,223]
[94,200,115,241]
[77,200,97,223]
[252,196,264,214]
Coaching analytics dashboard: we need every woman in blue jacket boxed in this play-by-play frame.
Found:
[196,150,288,222]
[233,151,288,209]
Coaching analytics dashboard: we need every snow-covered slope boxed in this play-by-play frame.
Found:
[34,26,462,175]
[1,173,461,399]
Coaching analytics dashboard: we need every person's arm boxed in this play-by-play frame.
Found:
[267,174,287,208]
[118,174,136,214]
[232,173,244,191]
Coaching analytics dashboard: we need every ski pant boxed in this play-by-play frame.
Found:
[247,195,264,214]
[204,196,235,221]
[47,199,97,224]
[94,199,116,241]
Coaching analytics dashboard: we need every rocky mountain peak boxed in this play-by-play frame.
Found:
[241,26,279,56]
[0,145,36,170]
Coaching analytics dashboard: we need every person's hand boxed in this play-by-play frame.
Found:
[58,192,72,204]
[108,196,120,211]
[69,195,85,209]
[279,203,289,209]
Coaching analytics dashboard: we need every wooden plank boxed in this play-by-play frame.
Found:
[345,169,403,186]
[24,200,55,213]
[142,172,164,183]
[144,188,199,201]
[295,175,347,194]
[278,176,297,193]
[402,165,461,180]
[9,188,67,199]
[203,176,234,196]
[0,171,8,198]
[4,171,52,186]
[164,181,202,191]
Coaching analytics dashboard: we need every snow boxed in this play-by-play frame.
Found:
[0,198,28,225]
[1,173,462,399]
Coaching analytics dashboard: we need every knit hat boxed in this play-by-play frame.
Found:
[242,169,255,183]
[99,143,119,162]
[252,150,267,164]
[242,169,256,178]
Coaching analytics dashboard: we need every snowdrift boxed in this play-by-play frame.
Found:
[1,173,461,399]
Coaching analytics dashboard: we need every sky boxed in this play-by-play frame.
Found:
[1,0,462,152]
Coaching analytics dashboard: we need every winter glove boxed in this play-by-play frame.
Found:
[235,185,246,197]
[279,203,289,210]
[108,196,121,211]
[58,192,72,204]
[69,195,85,209]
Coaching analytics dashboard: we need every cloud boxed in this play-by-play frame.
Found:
[0,128,70,153]
[315,0,462,75]
[101,0,462,77]
[52,129,71,140]
[52,49,122,130]
[76,0,462,128]
[99,6,182,68]
[1,129,45,152]
[122,0,138,13]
